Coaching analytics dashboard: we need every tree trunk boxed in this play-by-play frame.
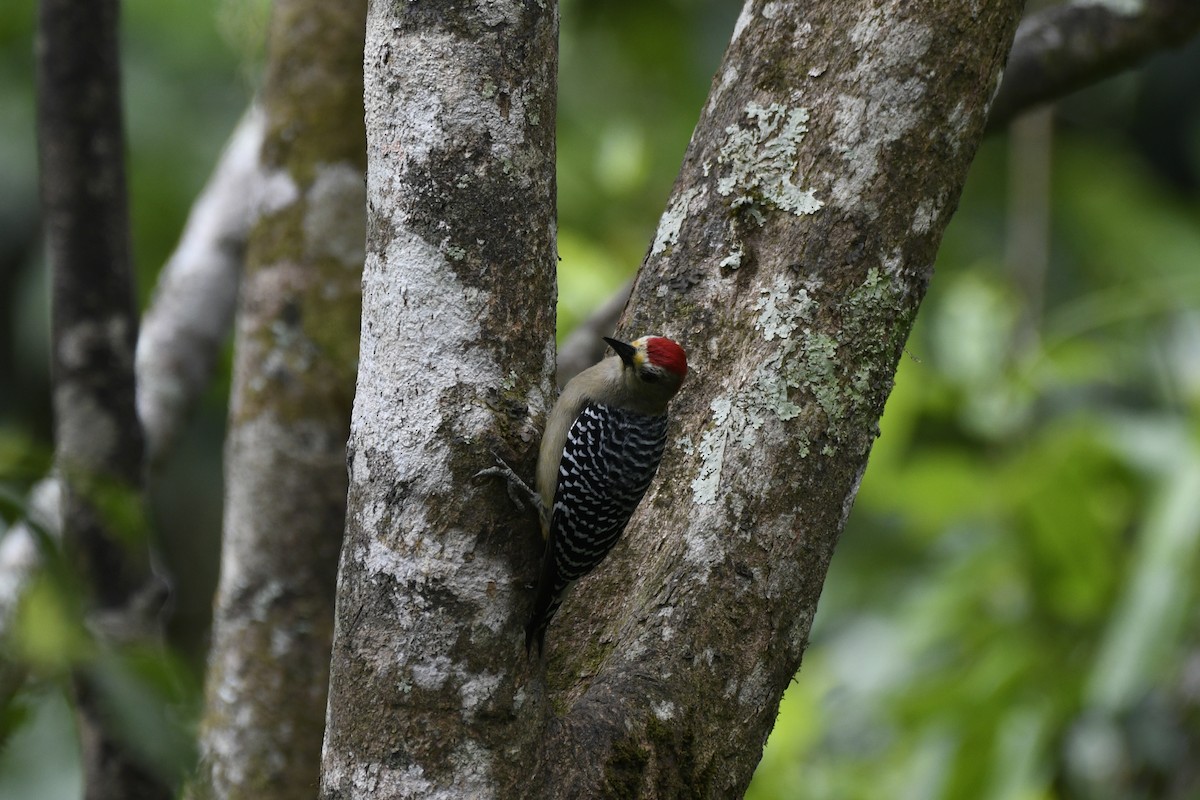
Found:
[36,0,168,796]
[543,1,1024,795]
[191,0,367,797]
[318,0,559,796]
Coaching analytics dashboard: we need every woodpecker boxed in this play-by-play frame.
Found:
[526,334,688,654]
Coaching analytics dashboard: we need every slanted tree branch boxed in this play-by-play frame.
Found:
[555,278,631,386]
[988,0,1200,129]
[137,104,266,467]
[543,0,1024,794]
[319,0,1024,796]
[561,1,1200,387]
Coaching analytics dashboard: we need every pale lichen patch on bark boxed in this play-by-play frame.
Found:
[691,396,734,508]
[325,740,496,800]
[54,316,131,461]
[476,0,523,27]
[656,604,676,643]
[712,64,739,105]
[58,316,132,371]
[447,740,496,800]
[829,11,933,210]
[352,228,499,467]
[690,278,821,508]
[53,385,119,469]
[366,31,536,194]
[716,103,823,217]
[754,276,815,341]
[719,247,744,269]
[460,670,503,716]
[910,196,940,234]
[652,700,676,721]
[411,655,454,691]
[689,263,908,518]
[946,100,970,155]
[840,458,869,530]
[731,2,754,43]
[327,761,432,798]
[524,338,556,440]
[782,605,815,660]
[736,662,771,709]
[880,247,906,278]
[651,186,707,256]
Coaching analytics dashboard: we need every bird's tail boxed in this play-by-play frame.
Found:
[525,545,563,656]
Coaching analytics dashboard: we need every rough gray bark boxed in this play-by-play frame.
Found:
[191,0,367,797]
[35,0,168,796]
[538,1,1024,796]
[988,0,1200,129]
[318,0,558,797]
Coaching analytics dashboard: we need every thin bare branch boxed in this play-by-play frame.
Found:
[989,0,1200,129]
[555,278,631,386]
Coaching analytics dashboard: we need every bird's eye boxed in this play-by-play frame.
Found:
[641,370,661,384]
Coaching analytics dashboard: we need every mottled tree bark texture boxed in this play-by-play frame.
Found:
[36,0,167,798]
[320,0,1026,798]
[190,0,367,798]
[319,0,559,797]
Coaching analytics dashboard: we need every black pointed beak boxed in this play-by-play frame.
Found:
[603,337,638,368]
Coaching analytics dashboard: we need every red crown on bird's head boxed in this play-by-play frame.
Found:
[644,336,687,379]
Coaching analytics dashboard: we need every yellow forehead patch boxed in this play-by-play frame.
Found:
[632,338,648,367]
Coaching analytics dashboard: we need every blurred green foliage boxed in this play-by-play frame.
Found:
[2,0,1199,797]
[556,0,739,335]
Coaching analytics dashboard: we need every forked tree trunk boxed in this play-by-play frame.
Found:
[321,0,1022,797]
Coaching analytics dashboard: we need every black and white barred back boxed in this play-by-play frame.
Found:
[526,402,669,652]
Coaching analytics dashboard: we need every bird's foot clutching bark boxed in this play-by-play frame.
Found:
[474,451,547,529]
